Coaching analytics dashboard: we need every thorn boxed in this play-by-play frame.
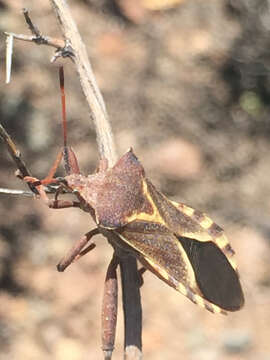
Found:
[6,33,13,84]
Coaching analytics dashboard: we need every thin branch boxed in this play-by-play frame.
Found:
[0,122,66,196]
[0,188,35,197]
[4,8,65,49]
[0,122,38,193]
[0,123,29,178]
[120,256,142,359]
[0,122,59,195]
[23,8,42,37]
[4,31,65,49]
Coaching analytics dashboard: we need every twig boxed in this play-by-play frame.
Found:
[0,122,38,194]
[0,122,62,195]
[120,257,142,359]
[4,8,65,50]
[0,123,30,178]
[4,31,65,49]
[0,188,35,197]
[23,8,42,37]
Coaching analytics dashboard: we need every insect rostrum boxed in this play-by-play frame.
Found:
[47,148,244,315]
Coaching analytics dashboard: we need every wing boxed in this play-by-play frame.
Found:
[116,178,244,314]
[116,220,243,314]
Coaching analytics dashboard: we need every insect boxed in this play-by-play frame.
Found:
[24,67,244,316]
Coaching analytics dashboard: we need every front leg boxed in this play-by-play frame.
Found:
[23,176,80,209]
[57,228,99,272]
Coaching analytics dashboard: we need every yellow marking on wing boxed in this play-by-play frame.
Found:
[177,281,224,314]
[171,201,215,231]
[184,291,224,314]
[181,231,212,242]
[176,282,188,297]
[210,302,226,314]
[215,235,229,249]
[212,304,225,314]
[223,252,237,270]
[169,201,213,241]
[193,294,205,308]
[199,216,214,230]
[210,233,237,270]
[125,180,166,225]
[145,258,170,281]
[170,200,239,270]
[228,259,237,271]
[171,201,195,217]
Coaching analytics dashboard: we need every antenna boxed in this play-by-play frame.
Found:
[59,66,80,175]
[59,66,68,149]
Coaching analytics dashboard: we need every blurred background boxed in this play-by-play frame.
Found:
[0,0,270,359]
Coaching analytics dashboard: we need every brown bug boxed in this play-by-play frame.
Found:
[23,66,244,356]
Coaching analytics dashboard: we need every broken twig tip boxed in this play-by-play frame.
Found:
[103,350,113,360]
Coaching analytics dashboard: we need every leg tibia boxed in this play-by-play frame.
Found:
[57,228,99,272]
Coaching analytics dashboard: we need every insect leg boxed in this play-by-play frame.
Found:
[23,175,80,209]
[41,150,63,184]
[102,254,119,360]
[22,67,80,197]
[57,228,99,272]
[74,242,97,260]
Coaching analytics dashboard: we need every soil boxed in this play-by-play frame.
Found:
[0,1,270,359]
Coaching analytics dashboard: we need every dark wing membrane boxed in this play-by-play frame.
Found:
[116,221,235,314]
[178,236,244,311]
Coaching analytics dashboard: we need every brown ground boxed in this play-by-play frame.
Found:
[1,0,270,359]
